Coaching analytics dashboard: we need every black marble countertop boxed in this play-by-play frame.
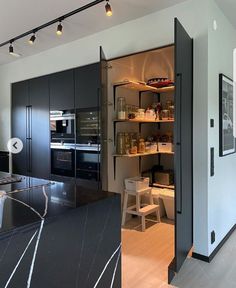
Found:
[0,172,110,235]
[0,172,121,288]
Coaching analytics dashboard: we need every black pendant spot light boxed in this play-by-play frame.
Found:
[9,42,14,54]
[105,0,112,17]
[9,41,21,57]
[0,0,113,55]
[56,21,63,36]
[28,33,36,45]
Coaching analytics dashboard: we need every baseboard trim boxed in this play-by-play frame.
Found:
[168,257,176,284]
[192,223,236,263]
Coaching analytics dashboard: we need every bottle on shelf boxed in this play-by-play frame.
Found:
[124,133,131,155]
[116,132,126,155]
[117,97,126,120]
[129,133,138,154]
[138,138,145,154]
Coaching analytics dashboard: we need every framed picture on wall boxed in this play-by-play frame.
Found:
[219,74,235,156]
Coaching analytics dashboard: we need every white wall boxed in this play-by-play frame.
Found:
[207,0,236,255]
[0,0,210,255]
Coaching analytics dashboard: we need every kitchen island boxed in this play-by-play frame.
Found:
[0,172,121,288]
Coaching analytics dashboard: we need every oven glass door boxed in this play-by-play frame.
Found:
[76,109,100,144]
[76,150,100,181]
[51,149,75,177]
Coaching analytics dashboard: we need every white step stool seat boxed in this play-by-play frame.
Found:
[122,188,161,232]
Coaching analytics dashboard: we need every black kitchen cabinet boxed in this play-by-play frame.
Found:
[75,63,100,109]
[49,69,74,110]
[12,77,50,180]
[171,18,193,279]
[12,81,29,175]
[0,152,9,173]
[29,76,50,179]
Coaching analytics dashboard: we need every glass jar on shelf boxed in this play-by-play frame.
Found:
[169,105,175,119]
[138,138,145,154]
[130,139,138,154]
[129,133,137,154]
[124,133,131,155]
[117,97,126,120]
[137,109,145,120]
[116,132,126,155]
[127,105,135,120]
[161,109,170,120]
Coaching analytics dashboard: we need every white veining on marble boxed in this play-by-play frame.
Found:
[110,248,121,288]
[42,186,49,218]
[0,191,7,228]
[4,230,38,288]
[85,199,113,287]
[93,243,121,288]
[27,219,45,288]
[3,185,49,288]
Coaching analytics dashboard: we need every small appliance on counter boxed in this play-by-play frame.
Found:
[154,170,174,186]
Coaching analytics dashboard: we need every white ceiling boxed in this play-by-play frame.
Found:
[0,0,186,65]
[215,0,236,30]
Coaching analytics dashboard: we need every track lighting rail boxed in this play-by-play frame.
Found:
[0,0,106,49]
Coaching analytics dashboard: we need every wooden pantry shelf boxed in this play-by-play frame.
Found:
[152,183,175,190]
[113,80,175,93]
[113,118,174,123]
[113,151,174,158]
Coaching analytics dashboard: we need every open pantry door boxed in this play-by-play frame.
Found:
[100,46,108,192]
[169,18,193,281]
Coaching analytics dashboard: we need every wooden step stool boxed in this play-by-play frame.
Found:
[122,187,161,232]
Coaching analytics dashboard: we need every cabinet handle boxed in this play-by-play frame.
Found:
[26,106,32,140]
[176,73,182,214]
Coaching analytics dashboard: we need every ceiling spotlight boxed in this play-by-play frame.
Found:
[56,21,63,36]
[28,33,36,45]
[9,42,21,57]
[105,0,112,17]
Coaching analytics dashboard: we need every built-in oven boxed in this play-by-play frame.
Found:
[50,111,75,141]
[51,143,75,177]
[76,144,100,181]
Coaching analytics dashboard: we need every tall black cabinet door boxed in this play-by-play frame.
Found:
[75,63,100,109]
[49,69,74,111]
[100,47,108,192]
[12,81,29,175]
[29,76,50,179]
[174,18,193,273]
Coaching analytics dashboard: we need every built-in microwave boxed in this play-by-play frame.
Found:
[50,111,75,141]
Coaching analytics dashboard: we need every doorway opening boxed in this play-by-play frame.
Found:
[107,45,175,287]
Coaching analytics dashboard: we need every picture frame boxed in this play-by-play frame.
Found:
[219,74,235,156]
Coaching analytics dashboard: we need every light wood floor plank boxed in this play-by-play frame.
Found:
[122,218,175,288]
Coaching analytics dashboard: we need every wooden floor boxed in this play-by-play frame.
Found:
[122,217,175,288]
